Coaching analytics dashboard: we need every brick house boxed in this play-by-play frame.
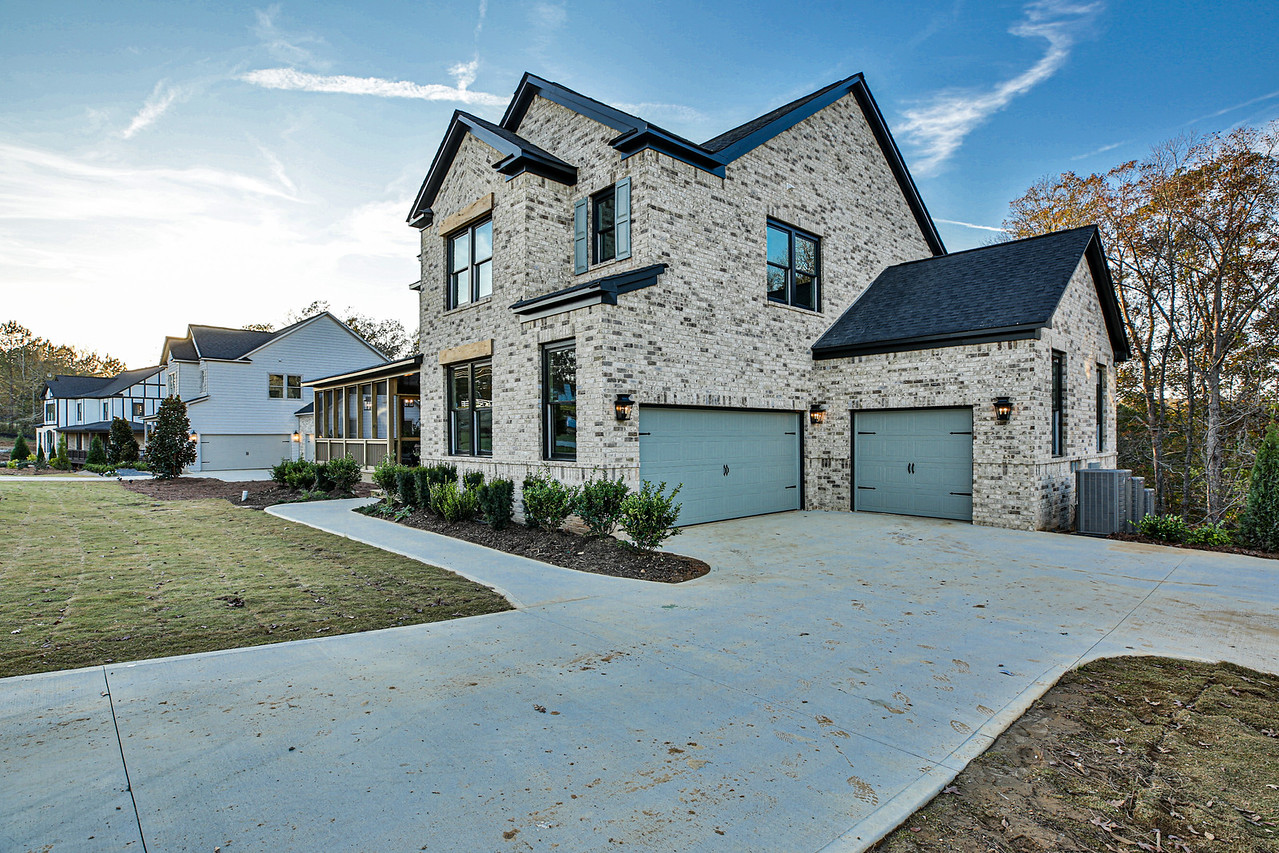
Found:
[404,73,1129,530]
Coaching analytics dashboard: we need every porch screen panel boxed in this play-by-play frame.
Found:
[346,388,357,439]
[375,382,388,439]
[360,384,373,439]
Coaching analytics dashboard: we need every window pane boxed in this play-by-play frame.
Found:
[451,365,471,411]
[452,411,473,455]
[767,265,787,300]
[450,232,470,272]
[596,194,615,231]
[474,362,492,407]
[552,403,576,457]
[475,260,492,299]
[268,374,283,398]
[794,273,816,310]
[361,384,373,439]
[451,269,470,306]
[544,345,576,459]
[400,396,420,438]
[599,230,615,262]
[767,225,790,267]
[477,409,492,455]
[474,220,492,262]
[795,236,818,274]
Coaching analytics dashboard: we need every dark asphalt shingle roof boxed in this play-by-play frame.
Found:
[46,366,160,399]
[812,227,1110,358]
[702,78,852,153]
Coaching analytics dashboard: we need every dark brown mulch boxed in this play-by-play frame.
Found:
[121,477,375,510]
[1108,531,1278,560]
[371,506,709,583]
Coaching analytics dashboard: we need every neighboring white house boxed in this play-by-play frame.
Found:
[156,312,387,471]
[38,366,165,464]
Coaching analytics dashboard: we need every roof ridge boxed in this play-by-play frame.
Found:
[702,75,859,152]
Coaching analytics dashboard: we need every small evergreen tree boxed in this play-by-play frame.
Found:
[147,396,197,480]
[107,417,140,465]
[53,435,70,469]
[86,435,108,465]
[10,434,30,461]
[35,443,46,467]
[1239,423,1279,552]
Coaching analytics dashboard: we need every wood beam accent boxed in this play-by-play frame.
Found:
[438,193,494,235]
[438,339,493,364]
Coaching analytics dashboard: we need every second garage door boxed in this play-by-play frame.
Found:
[853,408,973,521]
[199,434,293,471]
[638,407,801,526]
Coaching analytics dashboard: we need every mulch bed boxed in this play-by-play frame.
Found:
[122,477,375,510]
[1108,531,1278,560]
[369,505,709,583]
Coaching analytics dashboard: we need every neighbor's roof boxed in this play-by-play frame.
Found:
[160,312,382,365]
[811,226,1130,362]
[57,419,145,433]
[408,73,943,254]
[45,366,161,399]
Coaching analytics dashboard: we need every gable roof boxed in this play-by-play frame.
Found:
[408,72,944,255]
[45,366,162,399]
[160,312,384,365]
[811,226,1130,361]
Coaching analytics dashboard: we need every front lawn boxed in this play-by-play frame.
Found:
[0,482,511,678]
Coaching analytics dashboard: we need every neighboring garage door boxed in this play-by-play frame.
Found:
[199,434,292,470]
[639,407,801,526]
[853,408,973,521]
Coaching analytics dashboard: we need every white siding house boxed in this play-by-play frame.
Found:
[157,313,387,472]
[38,367,165,463]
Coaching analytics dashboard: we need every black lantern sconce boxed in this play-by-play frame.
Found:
[994,397,1013,423]
[809,403,827,425]
[614,394,635,421]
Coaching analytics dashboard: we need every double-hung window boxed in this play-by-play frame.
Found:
[767,220,820,311]
[574,178,630,273]
[448,360,492,456]
[1052,351,1066,456]
[45,403,55,422]
[1096,363,1106,452]
[269,374,302,399]
[103,402,109,421]
[447,219,493,308]
[542,342,576,460]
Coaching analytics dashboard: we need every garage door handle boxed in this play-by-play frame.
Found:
[785,484,797,489]
[857,486,876,490]
[950,491,973,496]
[723,465,730,476]
[908,463,915,474]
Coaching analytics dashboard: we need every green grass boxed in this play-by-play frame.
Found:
[0,482,511,677]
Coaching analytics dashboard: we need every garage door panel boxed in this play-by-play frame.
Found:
[200,434,292,471]
[854,409,973,522]
[639,408,800,526]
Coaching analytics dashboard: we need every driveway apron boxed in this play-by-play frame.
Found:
[2,505,1275,852]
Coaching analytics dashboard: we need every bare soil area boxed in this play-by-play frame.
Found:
[122,476,375,509]
[872,656,1279,853]
[1109,532,1278,561]
[367,505,710,583]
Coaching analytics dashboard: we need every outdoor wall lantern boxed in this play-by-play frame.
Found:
[614,394,635,421]
[994,397,1013,423]
[809,403,827,425]
[188,432,199,443]
[291,432,301,443]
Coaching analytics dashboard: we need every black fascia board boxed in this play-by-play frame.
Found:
[510,264,668,315]
[492,150,578,185]
[709,75,863,163]
[610,128,726,176]
[502,73,641,134]
[1084,230,1132,362]
[811,324,1044,360]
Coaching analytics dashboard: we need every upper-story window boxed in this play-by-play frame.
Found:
[200,366,208,395]
[76,402,83,421]
[767,220,820,312]
[447,219,493,309]
[133,402,144,419]
[166,372,176,397]
[45,402,55,422]
[103,402,109,421]
[1052,351,1067,456]
[269,374,302,399]
[574,178,630,274]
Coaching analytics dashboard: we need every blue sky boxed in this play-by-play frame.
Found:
[3,0,1277,368]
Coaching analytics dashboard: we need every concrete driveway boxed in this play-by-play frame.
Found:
[3,507,1276,852]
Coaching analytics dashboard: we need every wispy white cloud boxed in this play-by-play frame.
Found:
[1185,89,1279,126]
[527,1,566,60]
[252,4,327,68]
[120,80,187,139]
[934,217,1009,233]
[240,67,507,107]
[449,59,479,92]
[1070,139,1128,161]
[900,0,1103,175]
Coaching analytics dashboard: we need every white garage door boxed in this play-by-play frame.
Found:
[199,434,292,471]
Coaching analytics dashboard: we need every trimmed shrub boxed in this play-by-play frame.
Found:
[53,435,71,470]
[326,455,361,495]
[396,468,420,508]
[313,461,336,493]
[413,468,434,512]
[284,460,318,490]
[10,435,30,462]
[270,458,291,486]
[434,480,479,522]
[477,478,515,529]
[619,480,683,550]
[34,444,47,470]
[463,470,485,491]
[424,463,458,487]
[1239,423,1279,552]
[522,475,577,530]
[1186,522,1232,547]
[1137,513,1190,543]
[84,462,117,475]
[86,435,107,466]
[575,477,630,537]
[107,417,139,465]
[147,396,196,479]
[373,456,407,503]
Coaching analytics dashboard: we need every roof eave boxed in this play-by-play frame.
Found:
[811,325,1044,360]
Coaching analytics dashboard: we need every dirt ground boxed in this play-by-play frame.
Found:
[122,476,375,509]
[367,504,710,583]
[1109,532,1278,561]
[872,656,1279,853]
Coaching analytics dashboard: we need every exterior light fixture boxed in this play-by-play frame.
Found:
[614,393,635,421]
[188,432,199,444]
[809,404,827,425]
[291,432,301,443]
[994,397,1013,423]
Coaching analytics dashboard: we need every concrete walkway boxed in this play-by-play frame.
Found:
[2,505,1276,852]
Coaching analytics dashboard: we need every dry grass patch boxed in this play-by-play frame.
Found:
[0,482,510,677]
[873,656,1279,853]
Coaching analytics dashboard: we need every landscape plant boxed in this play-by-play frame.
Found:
[396,467,420,508]
[147,396,197,479]
[1185,521,1232,547]
[574,476,630,537]
[270,458,291,486]
[434,480,479,523]
[477,478,514,529]
[34,444,46,469]
[10,434,29,461]
[325,455,362,495]
[521,474,577,530]
[107,417,139,465]
[463,470,484,491]
[1238,422,1279,551]
[618,480,683,550]
[85,435,107,466]
[372,456,407,504]
[1136,513,1190,543]
[52,435,70,470]
[284,460,318,491]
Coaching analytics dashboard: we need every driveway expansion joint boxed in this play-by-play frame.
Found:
[103,666,150,853]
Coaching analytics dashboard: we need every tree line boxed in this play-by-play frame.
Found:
[1003,123,1279,523]
[0,322,126,436]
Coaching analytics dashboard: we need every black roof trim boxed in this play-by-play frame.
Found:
[305,354,424,387]
[294,402,315,416]
[408,111,578,227]
[812,327,1043,360]
[510,263,668,316]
